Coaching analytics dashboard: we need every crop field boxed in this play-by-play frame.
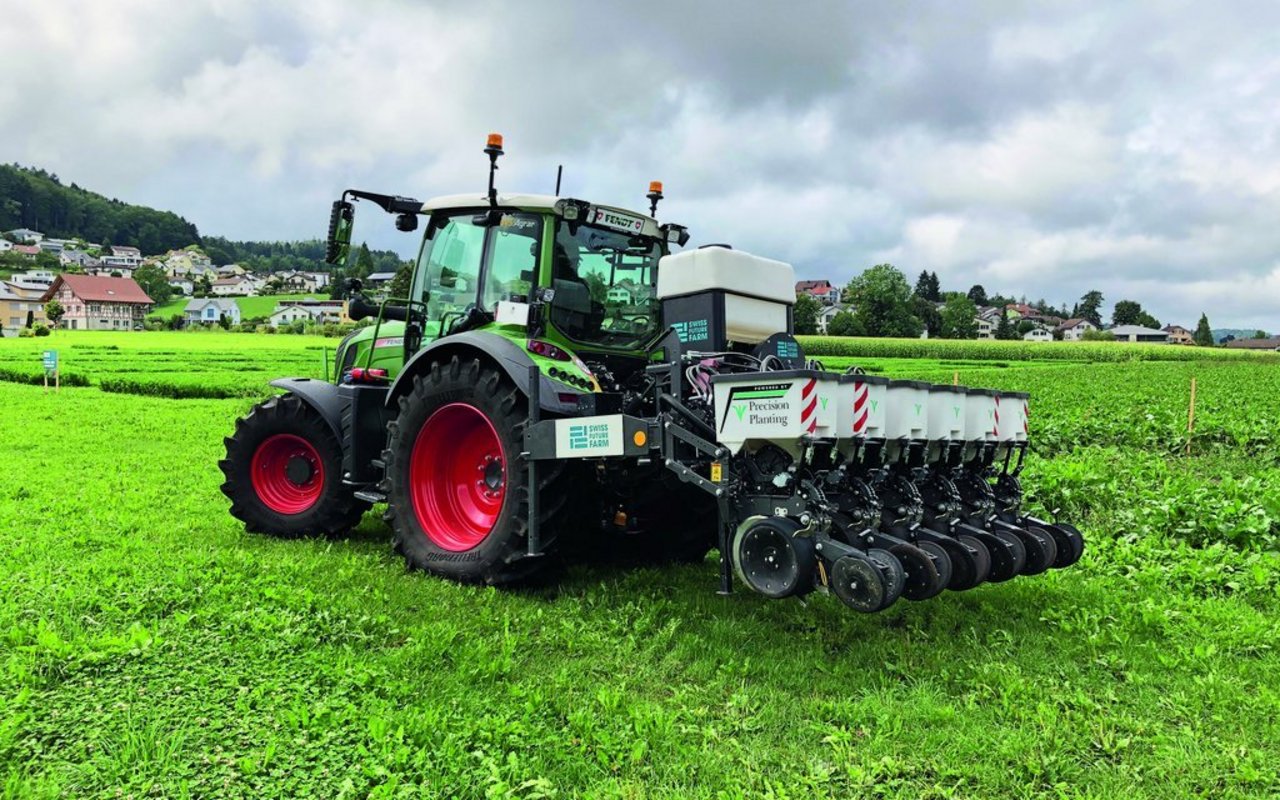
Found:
[2,332,1279,798]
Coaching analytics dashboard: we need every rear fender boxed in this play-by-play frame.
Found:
[269,378,345,439]
[385,331,578,415]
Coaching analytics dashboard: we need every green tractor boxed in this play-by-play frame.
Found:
[221,134,1082,609]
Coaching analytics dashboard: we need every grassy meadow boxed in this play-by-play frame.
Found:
[1,331,1278,798]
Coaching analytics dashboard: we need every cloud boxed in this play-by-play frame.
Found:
[2,0,1279,328]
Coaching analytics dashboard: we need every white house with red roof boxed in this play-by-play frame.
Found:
[41,274,154,330]
[795,279,841,304]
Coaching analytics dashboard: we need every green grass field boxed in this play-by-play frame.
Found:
[151,293,329,320]
[2,332,1279,797]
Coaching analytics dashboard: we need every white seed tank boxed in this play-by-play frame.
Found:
[964,389,998,442]
[657,246,795,345]
[997,391,1030,444]
[836,374,889,439]
[884,380,931,440]
[927,384,967,441]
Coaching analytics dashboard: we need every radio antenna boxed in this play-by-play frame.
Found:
[554,165,563,196]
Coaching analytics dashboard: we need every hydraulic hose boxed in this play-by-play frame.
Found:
[658,393,717,441]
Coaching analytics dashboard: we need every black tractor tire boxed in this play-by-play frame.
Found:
[382,357,575,585]
[220,393,370,537]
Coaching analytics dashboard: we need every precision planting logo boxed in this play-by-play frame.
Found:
[568,422,611,450]
[721,382,791,431]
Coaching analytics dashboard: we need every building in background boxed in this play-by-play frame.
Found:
[41,274,154,331]
[1109,324,1171,343]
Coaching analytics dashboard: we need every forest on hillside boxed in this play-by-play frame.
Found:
[0,165,407,275]
[0,164,200,253]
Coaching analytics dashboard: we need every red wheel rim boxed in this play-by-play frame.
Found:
[250,434,325,515]
[409,403,505,552]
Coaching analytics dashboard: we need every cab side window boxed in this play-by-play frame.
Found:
[482,213,542,309]
[420,214,485,322]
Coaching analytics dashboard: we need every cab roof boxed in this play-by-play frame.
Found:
[421,192,562,212]
[420,192,663,238]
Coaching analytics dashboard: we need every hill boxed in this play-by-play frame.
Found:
[0,164,408,275]
[1212,328,1271,343]
[202,236,407,277]
[0,164,200,253]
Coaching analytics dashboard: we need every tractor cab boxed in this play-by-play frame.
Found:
[328,134,690,388]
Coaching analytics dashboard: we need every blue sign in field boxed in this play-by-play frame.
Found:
[41,350,58,372]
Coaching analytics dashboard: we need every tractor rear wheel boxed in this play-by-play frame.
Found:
[220,394,370,537]
[383,357,573,585]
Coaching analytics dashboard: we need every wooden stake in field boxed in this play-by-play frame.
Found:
[953,370,959,386]
[1185,376,1197,456]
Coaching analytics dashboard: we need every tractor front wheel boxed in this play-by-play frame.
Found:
[220,394,370,537]
[383,357,571,585]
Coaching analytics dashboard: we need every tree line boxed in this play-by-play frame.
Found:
[0,164,200,254]
[793,264,1223,344]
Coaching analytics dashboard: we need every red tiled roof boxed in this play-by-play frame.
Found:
[14,245,40,255]
[1224,337,1280,350]
[41,274,153,304]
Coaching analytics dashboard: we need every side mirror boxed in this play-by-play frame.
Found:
[395,213,418,232]
[326,200,355,265]
[348,294,378,321]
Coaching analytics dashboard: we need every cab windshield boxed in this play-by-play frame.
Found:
[550,220,662,348]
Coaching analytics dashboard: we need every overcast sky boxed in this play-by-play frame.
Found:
[4,1,1279,328]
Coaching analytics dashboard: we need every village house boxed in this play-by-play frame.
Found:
[1224,336,1280,351]
[278,270,320,293]
[1056,318,1097,341]
[975,317,995,339]
[184,298,241,326]
[0,283,48,335]
[211,275,257,296]
[1023,328,1052,342]
[100,246,142,270]
[11,270,56,288]
[59,249,99,269]
[12,244,41,260]
[366,272,397,290]
[0,240,11,252]
[1109,324,1171,343]
[1162,324,1194,345]
[41,274,153,331]
[795,279,841,305]
[270,303,318,326]
[5,228,43,243]
[1004,303,1037,320]
[168,277,194,295]
[816,304,853,333]
[270,299,349,327]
